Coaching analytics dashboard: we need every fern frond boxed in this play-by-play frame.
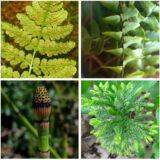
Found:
[2,41,31,68]
[2,22,32,47]
[82,82,158,157]
[1,66,20,78]
[38,40,76,57]
[101,1,159,78]
[42,24,73,41]
[2,1,77,78]
[33,58,76,77]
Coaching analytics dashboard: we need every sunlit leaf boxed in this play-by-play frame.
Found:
[121,7,138,21]
[122,22,140,34]
[104,48,123,57]
[124,48,143,56]
[125,71,144,78]
[143,41,159,55]
[124,36,143,48]
[102,15,120,26]
[144,55,159,66]
[123,56,144,67]
[102,31,122,41]
[103,66,122,74]
[100,1,119,12]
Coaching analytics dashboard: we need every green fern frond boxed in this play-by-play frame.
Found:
[82,82,158,157]
[101,1,159,78]
[1,1,77,78]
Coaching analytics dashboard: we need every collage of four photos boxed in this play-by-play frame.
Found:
[1,0,160,159]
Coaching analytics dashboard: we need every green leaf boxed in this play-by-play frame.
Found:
[103,66,122,74]
[125,71,144,78]
[139,1,156,16]
[82,27,92,53]
[143,41,159,55]
[124,48,143,56]
[104,48,123,57]
[102,15,120,26]
[100,1,119,12]
[122,22,140,35]
[123,56,144,67]
[153,5,160,14]
[91,20,100,38]
[81,81,92,94]
[94,36,105,55]
[107,107,116,115]
[145,30,159,41]
[124,36,142,48]
[133,140,139,152]
[152,142,159,158]
[155,108,159,125]
[136,145,146,158]
[115,134,121,145]
[132,81,158,93]
[143,16,159,31]
[121,7,138,21]
[130,27,145,38]
[144,66,158,76]
[144,55,159,66]
[102,31,122,41]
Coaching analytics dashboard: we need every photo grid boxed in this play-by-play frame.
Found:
[1,0,160,159]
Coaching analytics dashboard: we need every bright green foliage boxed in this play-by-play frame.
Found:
[101,1,159,78]
[82,82,158,157]
[1,1,76,78]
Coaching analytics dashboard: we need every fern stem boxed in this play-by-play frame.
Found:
[1,88,61,158]
[29,2,52,75]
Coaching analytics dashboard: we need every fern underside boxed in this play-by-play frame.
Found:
[1,1,77,78]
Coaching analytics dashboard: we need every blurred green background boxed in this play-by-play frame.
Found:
[1,81,78,158]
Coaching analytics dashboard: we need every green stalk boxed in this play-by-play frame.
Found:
[1,88,61,158]
[33,84,51,158]
[62,134,68,158]
[37,124,50,158]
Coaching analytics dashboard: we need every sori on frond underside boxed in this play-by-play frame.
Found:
[1,1,77,78]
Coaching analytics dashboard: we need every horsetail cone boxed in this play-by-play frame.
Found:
[33,84,51,158]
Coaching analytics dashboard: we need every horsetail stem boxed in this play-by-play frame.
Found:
[33,84,51,158]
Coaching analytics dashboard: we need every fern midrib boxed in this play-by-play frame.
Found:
[29,2,52,75]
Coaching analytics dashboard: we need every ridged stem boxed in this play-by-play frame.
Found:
[37,124,50,158]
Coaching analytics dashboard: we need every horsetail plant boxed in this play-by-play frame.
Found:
[1,87,61,158]
[33,84,51,158]
[82,81,159,157]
